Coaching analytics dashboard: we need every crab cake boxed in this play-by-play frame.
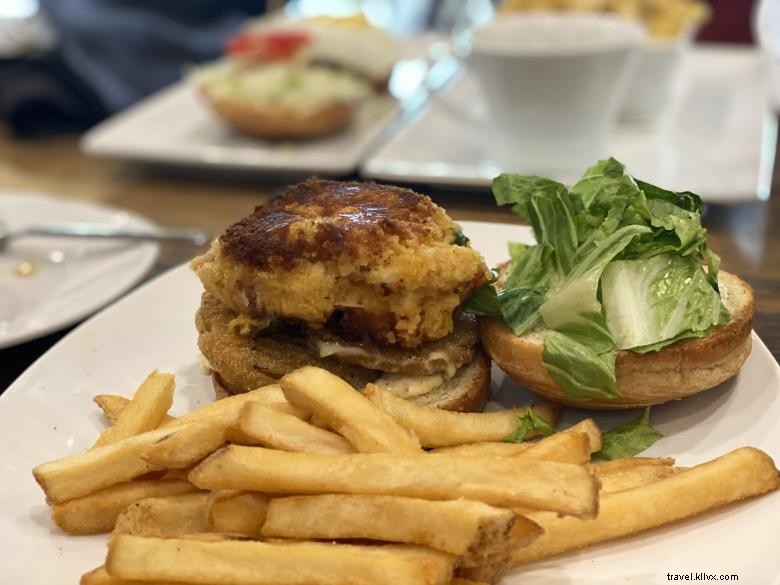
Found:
[193,179,491,348]
[192,179,492,411]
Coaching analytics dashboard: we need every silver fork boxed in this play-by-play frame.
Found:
[0,221,211,250]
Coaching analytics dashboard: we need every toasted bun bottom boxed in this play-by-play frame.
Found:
[210,352,490,413]
[201,89,354,139]
[481,270,754,409]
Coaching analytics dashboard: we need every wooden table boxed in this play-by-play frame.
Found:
[1,125,778,389]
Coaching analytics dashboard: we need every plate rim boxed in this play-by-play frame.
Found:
[0,192,160,349]
[1,219,778,584]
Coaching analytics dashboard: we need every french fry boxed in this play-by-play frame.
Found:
[208,491,269,536]
[94,395,175,427]
[35,385,308,503]
[308,413,333,430]
[587,456,676,476]
[433,432,590,464]
[171,384,308,426]
[598,464,680,494]
[364,384,559,448]
[281,367,422,454]
[142,419,229,469]
[81,566,132,585]
[143,386,316,469]
[511,460,681,518]
[518,431,591,464]
[563,418,601,453]
[431,442,533,457]
[99,385,306,429]
[33,427,173,503]
[262,494,530,563]
[113,493,211,536]
[81,567,115,585]
[451,580,489,585]
[189,445,599,516]
[94,371,175,447]
[454,509,542,584]
[51,479,196,535]
[511,447,780,566]
[107,535,455,585]
[236,401,354,455]
[81,566,184,585]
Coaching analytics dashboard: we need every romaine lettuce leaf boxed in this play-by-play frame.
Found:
[571,158,645,215]
[595,407,663,460]
[489,159,726,403]
[498,287,546,335]
[527,192,579,276]
[494,172,579,282]
[601,253,727,351]
[463,283,545,334]
[505,243,555,291]
[646,198,707,256]
[492,174,569,224]
[543,331,620,400]
[635,178,703,213]
[507,241,528,263]
[538,225,649,399]
[570,159,654,259]
[505,407,556,443]
[463,284,500,316]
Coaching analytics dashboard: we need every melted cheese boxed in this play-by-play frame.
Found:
[373,373,446,399]
[315,340,460,379]
[424,349,459,379]
[316,340,373,359]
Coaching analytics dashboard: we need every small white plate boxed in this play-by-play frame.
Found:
[0,194,158,348]
[81,81,401,177]
[1,221,777,584]
[363,45,776,204]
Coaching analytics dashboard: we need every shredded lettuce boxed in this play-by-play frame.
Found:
[478,157,726,402]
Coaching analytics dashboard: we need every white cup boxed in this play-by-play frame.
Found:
[620,36,689,124]
[467,14,645,174]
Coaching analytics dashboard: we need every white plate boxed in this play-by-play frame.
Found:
[363,46,777,204]
[1,221,777,584]
[81,80,401,177]
[0,194,158,349]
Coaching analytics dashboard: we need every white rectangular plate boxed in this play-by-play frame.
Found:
[362,46,777,204]
[1,221,778,584]
[81,81,400,176]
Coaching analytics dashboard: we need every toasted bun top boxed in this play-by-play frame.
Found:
[220,179,458,270]
[481,270,754,409]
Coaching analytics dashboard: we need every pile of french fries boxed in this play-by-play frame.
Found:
[499,0,710,39]
[33,367,779,585]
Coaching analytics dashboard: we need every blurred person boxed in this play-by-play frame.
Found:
[0,0,267,137]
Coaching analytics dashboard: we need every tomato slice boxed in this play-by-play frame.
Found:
[226,30,311,61]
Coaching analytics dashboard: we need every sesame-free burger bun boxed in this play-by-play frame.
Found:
[480,270,754,409]
[201,88,353,139]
